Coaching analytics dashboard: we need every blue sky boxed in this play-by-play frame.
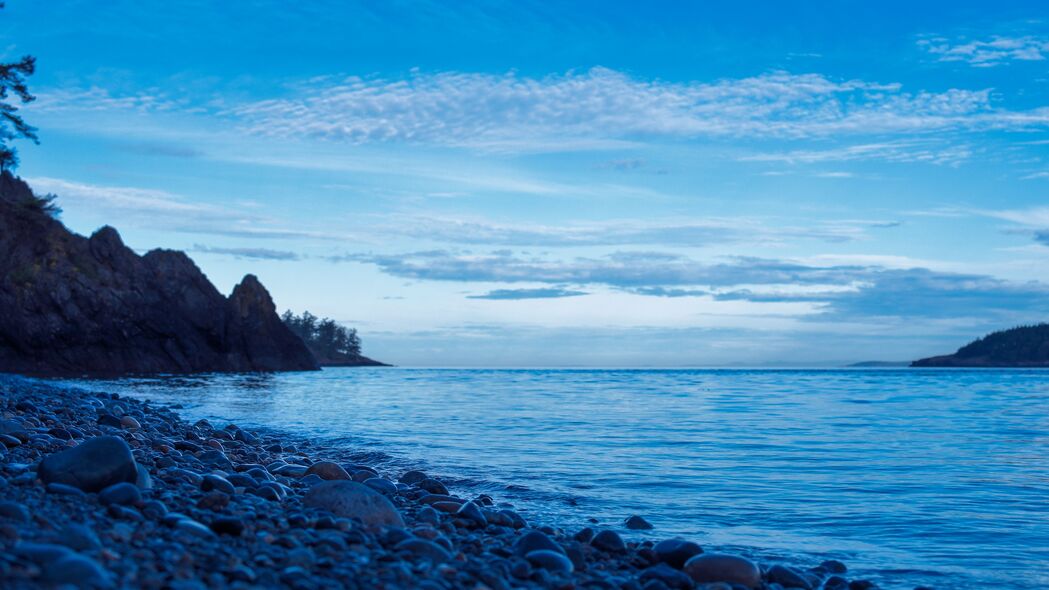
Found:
[6,0,1049,366]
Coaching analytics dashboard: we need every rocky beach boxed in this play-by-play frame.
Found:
[0,374,876,590]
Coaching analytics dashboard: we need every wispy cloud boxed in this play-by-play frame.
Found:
[222,68,1041,149]
[335,249,1049,321]
[191,244,300,261]
[385,215,900,247]
[740,140,973,166]
[467,287,588,300]
[920,35,1049,67]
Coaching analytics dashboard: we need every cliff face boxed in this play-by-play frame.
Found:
[0,173,319,377]
[912,324,1049,367]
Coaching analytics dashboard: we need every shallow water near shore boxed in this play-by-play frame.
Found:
[56,368,1049,589]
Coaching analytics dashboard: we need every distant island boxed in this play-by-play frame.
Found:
[847,361,911,368]
[912,324,1049,367]
[0,172,386,377]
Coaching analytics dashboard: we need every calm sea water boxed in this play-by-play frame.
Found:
[59,368,1049,589]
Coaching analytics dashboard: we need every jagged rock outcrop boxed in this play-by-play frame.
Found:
[0,172,319,376]
[912,323,1049,367]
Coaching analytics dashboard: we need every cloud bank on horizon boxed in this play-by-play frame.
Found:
[6,0,1049,365]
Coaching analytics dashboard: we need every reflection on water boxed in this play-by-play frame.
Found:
[59,368,1049,590]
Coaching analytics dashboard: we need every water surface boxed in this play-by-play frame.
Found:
[62,368,1049,589]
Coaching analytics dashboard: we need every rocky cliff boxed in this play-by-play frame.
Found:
[0,172,319,376]
[912,323,1049,367]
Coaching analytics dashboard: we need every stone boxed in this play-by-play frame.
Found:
[303,480,405,528]
[399,470,428,485]
[38,436,138,492]
[0,501,29,523]
[590,529,627,553]
[46,482,87,496]
[201,474,235,495]
[653,538,704,569]
[416,478,449,495]
[456,501,488,528]
[176,519,217,539]
[683,553,761,589]
[120,416,140,429]
[305,461,351,481]
[210,517,245,536]
[99,482,141,506]
[198,450,234,470]
[820,559,848,574]
[514,530,565,557]
[56,524,102,551]
[96,414,122,428]
[766,564,813,589]
[526,549,574,574]
[625,515,654,530]
[41,553,113,588]
[363,477,398,494]
[274,464,309,477]
[395,538,452,563]
[640,563,694,590]
[0,433,20,447]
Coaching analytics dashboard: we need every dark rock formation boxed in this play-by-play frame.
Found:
[912,323,1049,367]
[0,172,319,376]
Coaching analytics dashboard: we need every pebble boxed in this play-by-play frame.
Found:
[590,529,627,553]
[456,501,488,528]
[303,480,405,528]
[305,461,351,481]
[41,553,114,588]
[201,473,235,495]
[683,553,762,589]
[416,478,449,495]
[624,515,654,530]
[0,500,30,522]
[38,436,138,492]
[767,563,814,589]
[99,482,141,506]
[526,549,575,574]
[396,538,453,563]
[514,530,565,556]
[653,538,704,569]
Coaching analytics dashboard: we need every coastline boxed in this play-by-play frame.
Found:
[0,374,870,589]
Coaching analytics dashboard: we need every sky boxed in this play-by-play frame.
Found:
[5,0,1049,366]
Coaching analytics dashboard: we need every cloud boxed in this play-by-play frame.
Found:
[191,244,300,261]
[740,140,973,166]
[222,68,1045,149]
[467,287,588,300]
[920,35,1049,67]
[336,249,1049,321]
[25,176,355,242]
[115,141,203,158]
[385,215,899,247]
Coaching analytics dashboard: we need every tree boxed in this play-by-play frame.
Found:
[0,3,37,173]
[281,310,363,361]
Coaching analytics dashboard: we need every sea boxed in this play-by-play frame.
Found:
[58,368,1049,590]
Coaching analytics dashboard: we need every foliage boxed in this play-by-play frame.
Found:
[0,3,37,172]
[955,323,1049,362]
[281,310,362,360]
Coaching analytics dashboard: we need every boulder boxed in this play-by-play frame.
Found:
[305,461,350,481]
[303,481,404,528]
[38,436,138,493]
[683,553,762,589]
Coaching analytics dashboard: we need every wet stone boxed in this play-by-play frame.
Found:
[38,436,138,493]
[305,461,350,481]
[625,515,654,530]
[514,530,565,557]
[99,481,141,506]
[590,529,627,553]
[683,553,762,589]
[526,549,574,575]
[201,474,235,495]
[303,480,405,528]
[654,538,704,569]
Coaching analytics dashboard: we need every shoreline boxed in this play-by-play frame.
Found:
[0,375,873,589]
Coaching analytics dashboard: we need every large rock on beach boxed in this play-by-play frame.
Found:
[303,481,404,527]
[37,436,138,493]
[683,553,762,588]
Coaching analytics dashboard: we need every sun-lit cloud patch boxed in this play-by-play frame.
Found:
[467,287,588,300]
